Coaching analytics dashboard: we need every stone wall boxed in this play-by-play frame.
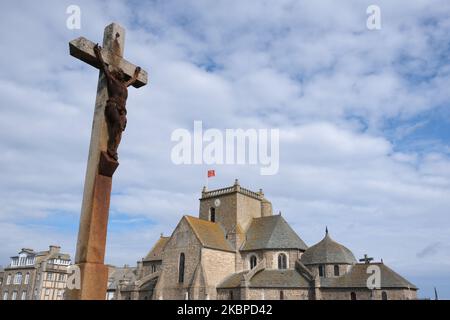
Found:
[201,248,235,299]
[319,288,417,300]
[154,218,202,300]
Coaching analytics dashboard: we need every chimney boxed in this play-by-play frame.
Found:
[49,245,61,254]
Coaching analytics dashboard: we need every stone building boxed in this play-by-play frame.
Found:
[114,180,417,300]
[0,246,71,300]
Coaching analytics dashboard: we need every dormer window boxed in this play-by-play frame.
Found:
[210,207,216,222]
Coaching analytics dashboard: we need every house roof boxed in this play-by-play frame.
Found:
[241,215,308,251]
[143,236,170,261]
[184,216,234,252]
[107,266,137,290]
[300,231,356,265]
[320,263,417,289]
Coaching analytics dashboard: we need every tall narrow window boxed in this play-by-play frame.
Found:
[178,253,185,283]
[210,208,216,222]
[21,291,26,300]
[14,273,22,284]
[318,265,324,277]
[6,274,11,285]
[280,291,284,300]
[382,291,388,300]
[11,291,17,300]
[250,255,257,269]
[24,273,30,284]
[229,291,234,300]
[350,292,357,300]
[278,253,287,269]
[334,265,340,276]
[3,292,8,300]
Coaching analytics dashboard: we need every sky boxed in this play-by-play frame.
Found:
[0,0,449,299]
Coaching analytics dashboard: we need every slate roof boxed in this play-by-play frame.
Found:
[300,231,356,265]
[249,269,311,288]
[143,236,170,261]
[217,269,311,289]
[241,215,308,251]
[107,266,137,290]
[320,263,417,289]
[217,271,247,288]
[184,216,234,252]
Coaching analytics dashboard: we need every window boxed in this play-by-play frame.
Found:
[350,292,357,300]
[178,253,185,283]
[151,265,156,273]
[21,291,27,300]
[24,273,30,285]
[3,292,8,300]
[229,291,233,300]
[58,274,65,282]
[334,265,340,276]
[318,265,325,277]
[382,291,388,300]
[210,207,216,222]
[47,272,53,281]
[11,291,17,300]
[250,255,257,269]
[278,253,287,269]
[14,272,22,284]
[45,289,50,296]
[280,291,284,300]
[6,274,11,285]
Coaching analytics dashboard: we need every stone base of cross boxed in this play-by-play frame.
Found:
[65,23,147,300]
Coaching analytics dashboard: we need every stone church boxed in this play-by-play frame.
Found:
[109,180,417,300]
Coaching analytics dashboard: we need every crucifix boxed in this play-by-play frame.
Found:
[359,254,374,264]
[66,23,148,300]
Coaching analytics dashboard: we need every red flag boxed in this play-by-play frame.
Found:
[207,170,215,178]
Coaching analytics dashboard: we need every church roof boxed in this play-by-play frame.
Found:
[320,263,417,289]
[249,269,311,288]
[143,236,170,261]
[241,215,308,251]
[184,216,234,252]
[217,269,311,288]
[217,271,247,288]
[300,231,356,265]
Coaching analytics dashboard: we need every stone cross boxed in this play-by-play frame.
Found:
[359,254,374,264]
[66,23,148,300]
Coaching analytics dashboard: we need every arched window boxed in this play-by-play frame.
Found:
[24,273,30,285]
[250,255,257,269]
[334,265,340,276]
[350,292,357,300]
[278,253,287,269]
[14,272,22,284]
[382,291,388,300]
[178,253,185,283]
[229,290,233,300]
[210,208,216,222]
[280,291,284,300]
[151,264,156,273]
[318,265,325,277]
[6,274,11,285]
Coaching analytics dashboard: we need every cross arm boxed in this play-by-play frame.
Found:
[69,37,148,88]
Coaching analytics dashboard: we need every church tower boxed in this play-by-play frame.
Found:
[198,179,273,249]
